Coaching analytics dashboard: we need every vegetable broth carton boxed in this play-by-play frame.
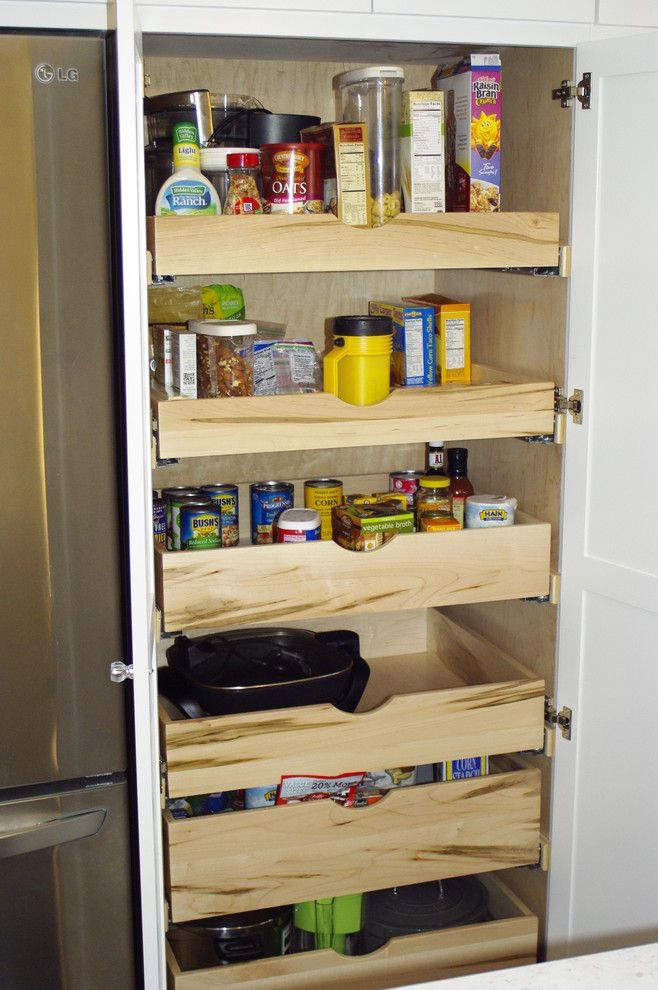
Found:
[368,301,435,387]
[431,54,501,212]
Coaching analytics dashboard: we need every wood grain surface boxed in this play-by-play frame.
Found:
[147,212,560,277]
[153,367,555,460]
[164,769,541,920]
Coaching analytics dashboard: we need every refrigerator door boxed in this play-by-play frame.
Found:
[0,781,135,988]
[0,35,127,787]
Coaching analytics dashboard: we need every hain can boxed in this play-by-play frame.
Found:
[389,469,424,511]
[180,498,222,551]
[250,481,294,544]
[152,492,167,546]
[162,487,201,550]
[200,483,239,547]
[304,478,343,540]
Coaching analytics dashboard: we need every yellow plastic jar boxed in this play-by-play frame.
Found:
[323,315,393,406]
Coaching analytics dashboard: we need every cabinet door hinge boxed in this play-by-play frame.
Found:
[545,696,572,740]
[555,386,583,425]
[110,660,134,683]
[552,72,591,109]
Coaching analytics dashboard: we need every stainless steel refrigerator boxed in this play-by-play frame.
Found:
[0,34,136,988]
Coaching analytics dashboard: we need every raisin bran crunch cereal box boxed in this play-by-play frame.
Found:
[431,54,501,212]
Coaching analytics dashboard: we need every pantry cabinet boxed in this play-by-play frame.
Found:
[105,3,658,988]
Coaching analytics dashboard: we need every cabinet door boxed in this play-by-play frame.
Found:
[550,30,658,958]
[373,0,595,22]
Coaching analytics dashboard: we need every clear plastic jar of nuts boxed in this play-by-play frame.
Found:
[190,320,257,398]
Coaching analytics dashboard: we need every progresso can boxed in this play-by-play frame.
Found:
[250,481,294,544]
[180,498,222,551]
[304,478,343,540]
[389,470,424,512]
[152,491,167,546]
[161,487,201,549]
[200,483,239,546]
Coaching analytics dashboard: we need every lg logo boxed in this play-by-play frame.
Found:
[34,63,79,84]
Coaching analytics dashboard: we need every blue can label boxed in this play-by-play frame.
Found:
[251,485,294,544]
[153,498,167,545]
[180,506,221,550]
[201,484,239,546]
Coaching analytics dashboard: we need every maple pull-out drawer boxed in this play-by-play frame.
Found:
[155,516,550,633]
[166,875,537,989]
[160,611,545,800]
[164,767,540,922]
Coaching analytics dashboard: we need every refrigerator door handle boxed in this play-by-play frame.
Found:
[0,808,106,858]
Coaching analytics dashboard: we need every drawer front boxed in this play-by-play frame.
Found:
[161,678,545,798]
[155,521,551,633]
[167,917,537,989]
[164,769,541,922]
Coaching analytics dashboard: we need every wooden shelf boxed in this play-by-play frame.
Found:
[160,611,545,798]
[154,515,551,633]
[164,767,540,920]
[166,875,537,989]
[146,211,560,276]
[152,365,555,460]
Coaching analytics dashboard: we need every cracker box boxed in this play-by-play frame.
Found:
[431,54,501,212]
[300,122,372,228]
[152,324,198,398]
[400,90,445,214]
[368,301,435,387]
[402,293,471,385]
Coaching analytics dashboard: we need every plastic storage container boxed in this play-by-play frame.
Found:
[200,146,260,210]
[333,65,405,226]
[323,315,393,406]
[190,320,257,397]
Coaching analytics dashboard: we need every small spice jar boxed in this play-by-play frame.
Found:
[190,320,257,397]
[200,146,261,211]
[223,152,263,214]
[416,475,452,529]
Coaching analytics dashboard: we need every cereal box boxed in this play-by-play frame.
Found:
[400,90,445,214]
[402,293,471,385]
[431,54,501,212]
[300,122,372,227]
[368,301,435,387]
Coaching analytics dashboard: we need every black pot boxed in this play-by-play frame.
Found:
[164,627,369,717]
[176,906,292,966]
[361,878,490,953]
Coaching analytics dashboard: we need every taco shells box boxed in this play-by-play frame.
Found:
[431,53,501,212]
[369,300,435,387]
[402,293,471,385]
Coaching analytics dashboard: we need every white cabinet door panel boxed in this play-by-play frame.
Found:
[373,0,594,22]
[138,0,371,9]
[550,29,658,959]
[598,1,658,28]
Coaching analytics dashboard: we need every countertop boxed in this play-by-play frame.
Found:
[400,942,658,989]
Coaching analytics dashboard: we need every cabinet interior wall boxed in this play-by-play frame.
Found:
[147,36,573,958]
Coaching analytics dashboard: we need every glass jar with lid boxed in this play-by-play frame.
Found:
[200,146,260,211]
[416,475,452,529]
[223,152,263,215]
[190,320,257,397]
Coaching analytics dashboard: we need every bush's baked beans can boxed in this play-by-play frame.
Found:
[180,499,222,551]
[304,478,343,540]
[389,470,424,511]
[250,481,294,544]
[162,487,202,550]
[200,483,239,547]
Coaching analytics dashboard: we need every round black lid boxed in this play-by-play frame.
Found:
[364,877,488,937]
[180,906,291,939]
[332,315,393,337]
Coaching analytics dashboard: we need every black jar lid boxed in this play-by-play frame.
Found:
[332,315,392,336]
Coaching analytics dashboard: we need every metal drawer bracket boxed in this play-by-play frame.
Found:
[545,696,572,740]
[523,572,560,605]
[552,72,591,109]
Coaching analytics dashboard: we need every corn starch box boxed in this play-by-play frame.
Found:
[402,293,471,385]
[431,53,501,212]
[369,301,435,387]
[440,756,489,780]
[400,90,445,214]
[300,122,371,227]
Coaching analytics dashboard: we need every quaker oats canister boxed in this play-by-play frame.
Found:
[260,142,325,214]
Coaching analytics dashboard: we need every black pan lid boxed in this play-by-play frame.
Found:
[167,627,353,691]
[364,877,489,934]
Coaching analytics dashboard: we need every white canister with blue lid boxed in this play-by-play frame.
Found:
[465,494,518,528]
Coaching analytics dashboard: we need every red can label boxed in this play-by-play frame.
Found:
[261,143,324,214]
